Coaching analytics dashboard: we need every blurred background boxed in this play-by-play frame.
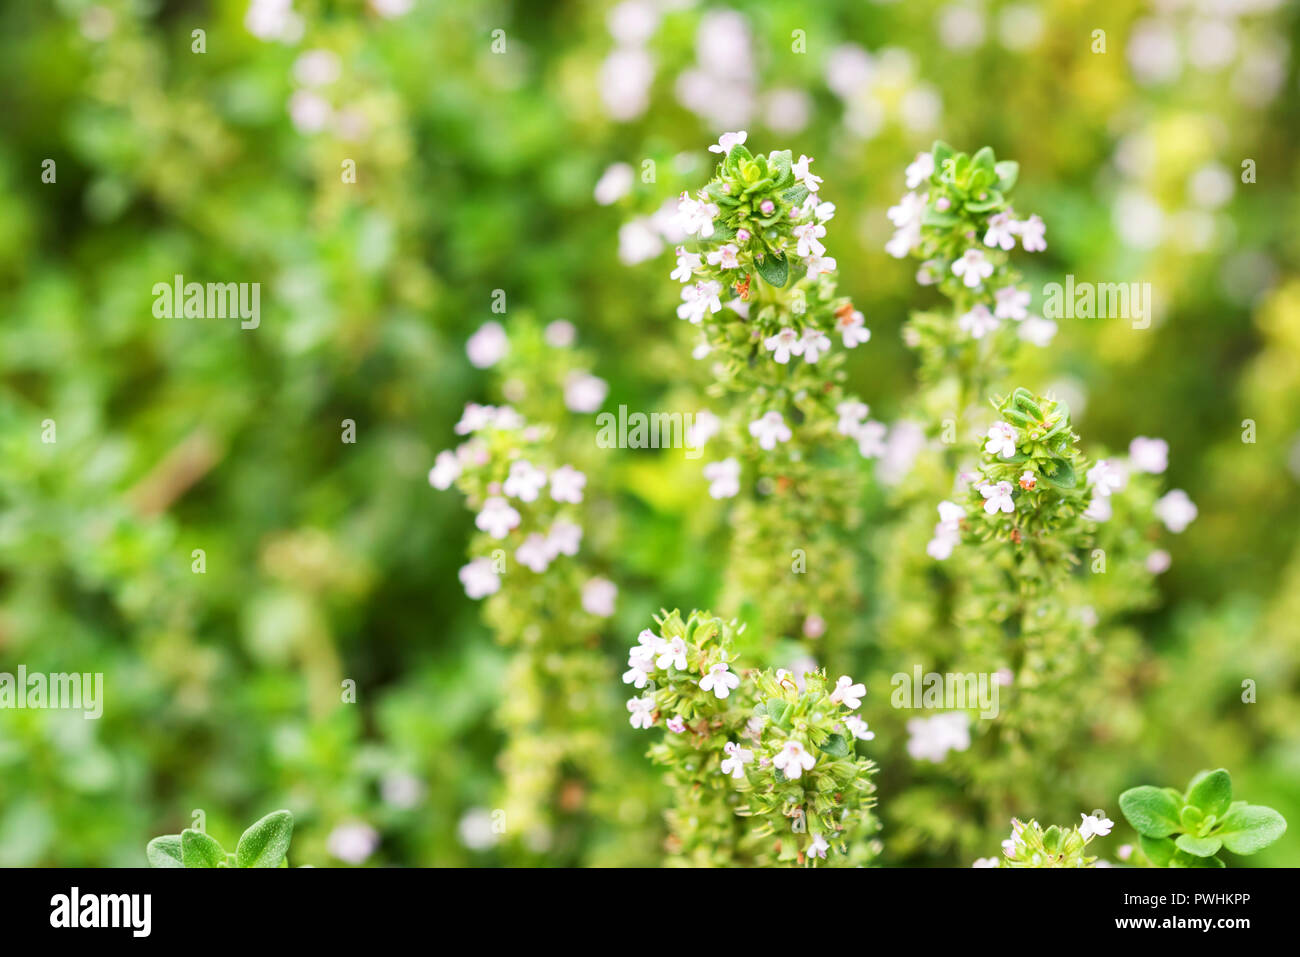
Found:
[1,0,1298,866]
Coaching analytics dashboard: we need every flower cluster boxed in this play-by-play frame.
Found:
[631,610,878,866]
[979,812,1112,868]
[890,143,1054,348]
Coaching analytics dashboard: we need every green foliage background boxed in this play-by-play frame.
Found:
[1,0,1297,866]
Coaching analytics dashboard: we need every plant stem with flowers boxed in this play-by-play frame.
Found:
[670,132,878,667]
[627,609,879,866]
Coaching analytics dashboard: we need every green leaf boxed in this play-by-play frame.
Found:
[1217,805,1287,855]
[1119,786,1182,838]
[818,733,849,758]
[146,835,184,868]
[994,161,1019,192]
[235,809,294,868]
[971,146,996,174]
[782,185,810,207]
[1175,833,1222,858]
[754,251,789,289]
[765,699,791,729]
[1171,850,1225,868]
[964,192,1004,213]
[931,141,954,167]
[1040,458,1077,490]
[181,829,226,868]
[1185,769,1232,818]
[768,149,793,185]
[921,207,959,228]
[1139,834,1177,867]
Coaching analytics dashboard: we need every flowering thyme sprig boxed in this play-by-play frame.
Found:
[981,812,1113,868]
[430,324,620,859]
[629,609,878,867]
[891,142,1053,406]
[668,134,876,655]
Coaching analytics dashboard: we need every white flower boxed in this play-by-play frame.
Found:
[1146,549,1171,574]
[887,191,926,229]
[1018,470,1037,490]
[793,221,827,258]
[855,420,888,458]
[326,822,379,865]
[546,520,582,558]
[503,460,547,502]
[979,480,1016,515]
[835,308,871,348]
[458,557,500,599]
[906,712,971,762]
[622,650,653,688]
[813,200,836,221]
[1017,214,1047,251]
[706,243,741,270]
[808,833,830,859]
[927,500,966,560]
[515,534,552,573]
[293,49,340,87]
[905,151,935,189]
[655,636,688,671]
[772,740,816,779]
[564,372,608,412]
[1018,316,1057,347]
[288,90,331,133]
[549,465,586,503]
[1084,495,1113,522]
[475,497,521,539]
[972,857,1000,868]
[678,280,724,324]
[703,458,741,499]
[984,422,1019,459]
[454,402,496,435]
[952,249,994,288]
[1087,459,1126,497]
[428,450,461,490]
[1079,812,1114,840]
[618,218,663,265]
[803,614,826,639]
[466,321,509,368]
[594,162,634,205]
[1129,436,1169,474]
[675,192,719,238]
[1154,489,1198,533]
[886,221,921,259]
[983,211,1018,251]
[803,253,837,277]
[958,304,999,339]
[700,662,741,699]
[687,409,721,448]
[799,327,832,363]
[582,577,617,616]
[627,695,655,730]
[671,246,703,283]
[749,411,792,451]
[994,286,1031,320]
[829,675,866,710]
[667,716,686,733]
[633,627,665,659]
[764,327,803,364]
[720,741,754,779]
[792,154,822,190]
[708,130,748,154]
[836,401,869,436]
[844,715,875,741]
